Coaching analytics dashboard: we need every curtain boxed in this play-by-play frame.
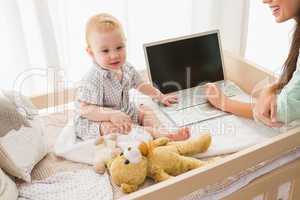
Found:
[0,0,250,96]
[0,0,61,96]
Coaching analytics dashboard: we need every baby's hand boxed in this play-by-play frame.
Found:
[159,94,178,107]
[167,127,190,141]
[109,111,132,133]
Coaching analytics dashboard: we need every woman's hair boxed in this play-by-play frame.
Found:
[277,15,300,89]
[85,13,124,48]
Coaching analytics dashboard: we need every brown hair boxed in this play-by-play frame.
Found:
[277,16,300,89]
[85,13,124,48]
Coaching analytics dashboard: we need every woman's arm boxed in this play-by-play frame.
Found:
[205,83,253,119]
[223,99,253,118]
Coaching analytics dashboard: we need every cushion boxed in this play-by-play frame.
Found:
[0,168,18,200]
[0,117,48,182]
[2,90,38,118]
[0,90,30,137]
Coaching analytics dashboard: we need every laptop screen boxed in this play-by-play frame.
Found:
[144,31,224,94]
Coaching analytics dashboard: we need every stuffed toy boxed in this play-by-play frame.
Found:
[106,133,212,193]
[94,127,153,174]
[94,134,122,174]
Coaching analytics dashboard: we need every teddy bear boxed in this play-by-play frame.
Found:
[94,126,154,174]
[93,133,122,174]
[106,133,212,193]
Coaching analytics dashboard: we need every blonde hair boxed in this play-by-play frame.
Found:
[85,13,124,47]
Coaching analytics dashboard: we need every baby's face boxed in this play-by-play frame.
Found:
[88,29,126,70]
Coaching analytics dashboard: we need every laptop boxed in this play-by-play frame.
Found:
[143,30,242,126]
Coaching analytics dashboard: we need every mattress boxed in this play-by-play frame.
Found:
[15,110,299,200]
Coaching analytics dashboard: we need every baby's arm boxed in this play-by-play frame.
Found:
[79,101,119,122]
[136,83,177,106]
[79,102,132,130]
[136,82,162,101]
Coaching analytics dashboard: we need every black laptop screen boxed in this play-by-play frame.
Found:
[145,32,224,94]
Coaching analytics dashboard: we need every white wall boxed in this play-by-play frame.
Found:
[191,0,219,33]
[126,0,192,69]
[192,0,249,56]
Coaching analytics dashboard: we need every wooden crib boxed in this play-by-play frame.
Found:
[30,51,300,200]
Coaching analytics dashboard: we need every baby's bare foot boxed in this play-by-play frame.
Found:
[167,127,190,141]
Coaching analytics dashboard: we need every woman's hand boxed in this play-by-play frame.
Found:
[253,86,283,127]
[159,94,178,107]
[205,83,228,111]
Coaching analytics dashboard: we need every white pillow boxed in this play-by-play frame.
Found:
[0,117,48,182]
[2,90,38,119]
[0,168,18,200]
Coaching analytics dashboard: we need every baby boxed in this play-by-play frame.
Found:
[74,13,190,141]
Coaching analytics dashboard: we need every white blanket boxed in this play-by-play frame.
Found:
[54,121,96,165]
[54,114,280,164]
[193,114,281,158]
[54,122,153,165]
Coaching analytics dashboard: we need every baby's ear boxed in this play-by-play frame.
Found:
[121,183,138,193]
[86,47,94,58]
[138,142,149,156]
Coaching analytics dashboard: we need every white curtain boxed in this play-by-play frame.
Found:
[0,0,31,93]
[47,0,250,82]
[0,0,249,96]
[0,0,61,96]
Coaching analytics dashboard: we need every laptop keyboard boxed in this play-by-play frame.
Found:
[159,81,242,126]
[163,103,228,127]
[163,81,241,111]
[176,91,207,110]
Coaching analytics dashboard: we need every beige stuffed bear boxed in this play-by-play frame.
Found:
[94,134,122,174]
[106,134,211,193]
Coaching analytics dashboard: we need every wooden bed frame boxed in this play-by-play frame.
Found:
[30,51,300,200]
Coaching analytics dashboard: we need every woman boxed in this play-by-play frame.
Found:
[206,0,300,127]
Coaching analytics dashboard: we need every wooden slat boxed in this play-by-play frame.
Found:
[265,188,278,200]
[223,50,276,94]
[30,88,76,109]
[291,177,300,200]
[225,159,300,200]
